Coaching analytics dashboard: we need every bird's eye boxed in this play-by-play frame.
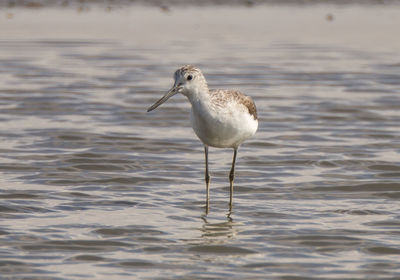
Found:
[187,75,193,81]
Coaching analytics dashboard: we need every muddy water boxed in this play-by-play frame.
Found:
[0,6,399,280]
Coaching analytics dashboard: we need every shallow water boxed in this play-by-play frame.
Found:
[0,5,400,280]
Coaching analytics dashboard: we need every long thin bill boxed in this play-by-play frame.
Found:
[147,86,178,112]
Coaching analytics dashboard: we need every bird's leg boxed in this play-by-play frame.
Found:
[229,148,238,211]
[204,145,210,212]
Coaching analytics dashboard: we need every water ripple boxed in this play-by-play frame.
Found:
[0,6,400,280]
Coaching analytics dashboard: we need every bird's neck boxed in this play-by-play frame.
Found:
[185,86,211,108]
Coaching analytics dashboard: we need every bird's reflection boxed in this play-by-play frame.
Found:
[199,212,237,240]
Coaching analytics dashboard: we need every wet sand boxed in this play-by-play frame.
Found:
[2,0,400,8]
[2,5,400,51]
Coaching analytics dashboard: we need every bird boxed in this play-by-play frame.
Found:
[147,65,258,211]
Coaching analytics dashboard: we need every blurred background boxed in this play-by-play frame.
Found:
[0,1,399,279]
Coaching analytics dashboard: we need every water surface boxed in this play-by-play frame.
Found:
[0,6,400,279]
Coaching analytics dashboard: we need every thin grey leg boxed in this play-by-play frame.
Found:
[229,148,238,211]
[204,145,210,212]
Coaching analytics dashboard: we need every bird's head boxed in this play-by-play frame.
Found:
[147,65,208,112]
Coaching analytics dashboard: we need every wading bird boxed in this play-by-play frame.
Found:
[147,65,258,211]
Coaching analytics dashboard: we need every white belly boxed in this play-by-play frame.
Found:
[190,103,258,149]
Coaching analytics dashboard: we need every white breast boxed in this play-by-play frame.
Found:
[190,99,258,149]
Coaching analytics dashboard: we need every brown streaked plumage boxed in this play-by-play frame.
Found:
[210,89,257,120]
